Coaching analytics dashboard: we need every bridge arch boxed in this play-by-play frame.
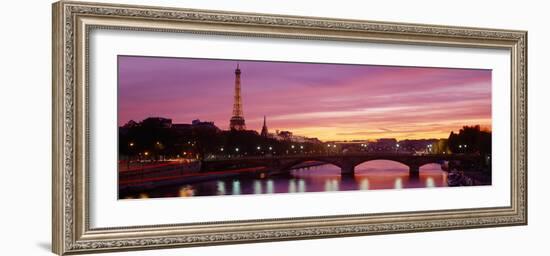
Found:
[418,161,446,168]
[278,158,343,173]
[352,158,426,178]
[353,158,412,169]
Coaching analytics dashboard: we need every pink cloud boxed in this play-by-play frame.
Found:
[118,56,491,140]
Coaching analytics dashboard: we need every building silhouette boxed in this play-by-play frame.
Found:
[229,64,246,130]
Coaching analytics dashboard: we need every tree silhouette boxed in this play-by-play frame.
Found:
[448,125,491,155]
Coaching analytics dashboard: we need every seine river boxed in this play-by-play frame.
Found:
[124,160,448,199]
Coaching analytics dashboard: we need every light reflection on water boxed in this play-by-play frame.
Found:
[124,160,449,199]
[426,177,435,188]
[217,181,226,195]
[394,178,403,189]
[266,180,274,194]
[359,178,369,190]
[232,180,241,195]
[254,180,262,194]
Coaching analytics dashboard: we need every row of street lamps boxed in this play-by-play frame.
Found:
[220,145,307,153]
[128,140,459,159]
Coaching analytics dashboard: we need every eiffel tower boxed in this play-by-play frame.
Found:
[229,63,246,130]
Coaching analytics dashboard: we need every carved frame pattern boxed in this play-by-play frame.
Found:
[52,1,527,255]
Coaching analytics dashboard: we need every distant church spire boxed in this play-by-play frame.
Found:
[261,115,269,137]
[230,63,246,130]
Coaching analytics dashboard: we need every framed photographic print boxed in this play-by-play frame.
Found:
[52,1,527,255]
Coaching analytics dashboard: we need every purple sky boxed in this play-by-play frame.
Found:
[118,56,491,141]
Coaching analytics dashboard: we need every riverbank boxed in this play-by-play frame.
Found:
[118,161,329,196]
[119,166,266,195]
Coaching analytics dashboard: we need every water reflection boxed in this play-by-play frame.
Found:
[266,180,274,194]
[232,180,241,195]
[288,180,297,193]
[253,180,262,194]
[323,179,331,192]
[178,186,194,197]
[217,181,226,195]
[332,179,339,191]
[359,178,369,190]
[122,160,449,199]
[394,178,403,189]
[426,177,435,188]
[298,179,306,193]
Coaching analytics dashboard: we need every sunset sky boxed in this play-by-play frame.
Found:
[118,56,491,141]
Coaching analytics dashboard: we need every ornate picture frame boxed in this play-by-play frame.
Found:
[52,1,527,255]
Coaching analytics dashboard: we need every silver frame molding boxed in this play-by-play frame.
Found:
[52,1,527,255]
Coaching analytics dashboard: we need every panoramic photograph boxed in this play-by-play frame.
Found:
[117,56,492,199]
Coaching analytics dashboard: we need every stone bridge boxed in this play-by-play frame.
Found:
[201,153,483,178]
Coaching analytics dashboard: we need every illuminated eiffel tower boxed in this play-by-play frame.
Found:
[229,63,246,130]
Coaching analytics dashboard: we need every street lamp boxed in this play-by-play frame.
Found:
[127,142,135,169]
[235,148,239,152]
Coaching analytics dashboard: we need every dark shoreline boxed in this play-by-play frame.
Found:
[118,162,329,196]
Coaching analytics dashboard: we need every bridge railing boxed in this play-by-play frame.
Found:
[201,152,469,162]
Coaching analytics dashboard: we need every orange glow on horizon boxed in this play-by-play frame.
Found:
[261,120,491,141]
